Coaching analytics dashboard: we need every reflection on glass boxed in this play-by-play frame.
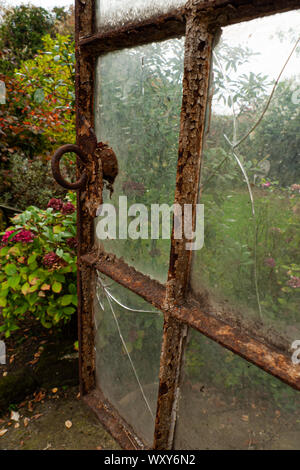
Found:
[191,11,300,346]
[175,329,300,450]
[95,273,163,446]
[95,0,186,29]
[95,38,184,283]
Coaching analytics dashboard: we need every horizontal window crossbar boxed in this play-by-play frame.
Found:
[81,253,300,392]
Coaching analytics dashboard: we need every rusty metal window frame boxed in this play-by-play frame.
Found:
[75,0,300,450]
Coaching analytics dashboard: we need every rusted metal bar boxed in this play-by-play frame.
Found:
[152,3,217,449]
[75,0,98,396]
[80,252,165,310]
[172,296,300,392]
[192,0,300,27]
[79,10,186,55]
[84,388,146,450]
[79,0,300,58]
[81,253,300,392]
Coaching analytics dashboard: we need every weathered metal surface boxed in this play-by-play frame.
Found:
[84,389,146,450]
[191,0,300,27]
[79,0,300,58]
[95,143,119,195]
[172,296,300,392]
[75,0,98,396]
[153,4,217,448]
[74,0,300,450]
[81,253,300,391]
[81,252,166,310]
[51,144,88,190]
[79,11,186,55]
[154,316,188,450]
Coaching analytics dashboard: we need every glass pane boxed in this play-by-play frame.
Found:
[191,11,300,348]
[95,272,164,446]
[96,0,186,30]
[95,38,184,283]
[175,329,300,450]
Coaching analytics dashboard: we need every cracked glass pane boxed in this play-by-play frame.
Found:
[95,272,164,446]
[94,38,184,283]
[175,329,300,450]
[190,11,300,350]
[96,0,186,30]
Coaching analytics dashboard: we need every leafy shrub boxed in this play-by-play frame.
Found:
[1,154,66,210]
[0,194,77,337]
[0,5,54,74]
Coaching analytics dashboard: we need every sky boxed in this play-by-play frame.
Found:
[4,0,73,9]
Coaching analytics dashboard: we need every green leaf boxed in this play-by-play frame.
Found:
[21,282,31,296]
[52,281,62,293]
[0,297,7,307]
[60,294,73,306]
[0,247,9,257]
[33,88,45,104]
[28,254,38,264]
[5,264,17,276]
[63,306,75,315]
[68,283,76,295]
[8,275,21,289]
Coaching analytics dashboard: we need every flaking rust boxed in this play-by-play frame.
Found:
[154,4,217,450]
[75,0,97,396]
[73,0,300,450]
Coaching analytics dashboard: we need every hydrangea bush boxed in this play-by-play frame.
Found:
[0,194,77,336]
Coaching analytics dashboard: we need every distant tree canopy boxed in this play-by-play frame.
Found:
[0,4,75,74]
[0,5,54,73]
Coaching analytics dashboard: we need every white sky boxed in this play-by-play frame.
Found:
[222,10,300,80]
[3,0,73,9]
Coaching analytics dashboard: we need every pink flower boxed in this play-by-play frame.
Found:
[66,237,78,249]
[287,277,300,289]
[14,230,35,244]
[47,198,63,211]
[1,229,34,245]
[2,230,16,245]
[264,257,276,268]
[262,182,271,189]
[42,252,62,268]
[61,202,76,215]
[291,184,300,192]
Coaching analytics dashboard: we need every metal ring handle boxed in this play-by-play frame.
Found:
[51,144,88,190]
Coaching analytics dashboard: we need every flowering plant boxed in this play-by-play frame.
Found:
[0,193,77,336]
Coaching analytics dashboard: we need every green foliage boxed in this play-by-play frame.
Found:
[185,333,298,412]
[248,80,300,185]
[0,34,76,203]
[15,33,75,149]
[0,194,77,336]
[0,5,54,74]
[1,154,65,210]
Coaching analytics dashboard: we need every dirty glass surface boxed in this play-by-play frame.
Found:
[95,38,184,284]
[95,272,164,447]
[175,328,300,450]
[95,0,186,30]
[190,11,300,348]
